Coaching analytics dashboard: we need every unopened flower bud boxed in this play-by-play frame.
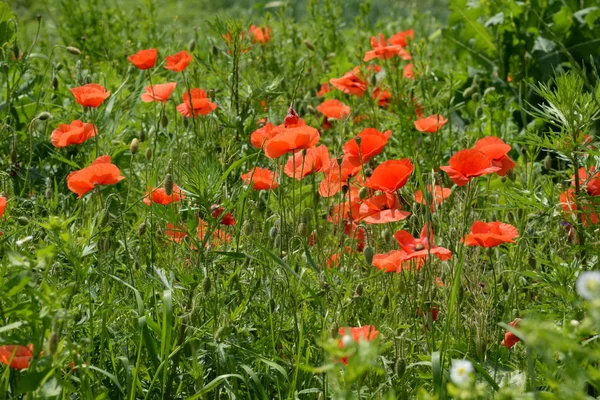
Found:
[145,148,152,161]
[37,111,52,121]
[137,222,147,236]
[164,173,174,196]
[161,114,169,128]
[269,226,279,240]
[303,40,315,51]
[363,246,374,265]
[130,138,139,154]
[202,275,211,294]
[52,76,59,90]
[66,46,81,55]
[395,358,406,379]
[189,39,196,52]
[358,186,369,200]
[483,86,496,97]
[543,155,552,171]
[297,222,308,237]
[354,284,364,297]
[462,86,476,99]
[17,216,30,226]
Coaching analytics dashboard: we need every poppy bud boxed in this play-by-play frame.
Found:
[269,226,279,240]
[483,87,496,97]
[284,105,299,127]
[52,76,59,90]
[500,175,507,183]
[462,86,476,99]
[45,188,52,200]
[66,46,82,55]
[202,275,211,294]
[395,358,406,379]
[189,39,196,52]
[37,111,52,121]
[145,148,152,161]
[137,222,147,236]
[297,222,308,237]
[363,246,374,265]
[161,114,169,128]
[364,168,373,178]
[475,105,483,117]
[308,230,317,246]
[17,216,30,226]
[370,74,377,87]
[472,92,481,102]
[164,173,174,196]
[502,279,510,293]
[140,130,147,142]
[49,332,59,355]
[381,228,392,243]
[303,40,315,51]
[10,148,17,164]
[382,294,389,308]
[130,138,139,154]
[543,155,552,171]
[341,185,349,195]
[358,186,369,200]
[12,43,19,60]
[354,284,364,297]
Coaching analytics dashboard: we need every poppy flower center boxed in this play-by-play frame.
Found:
[414,243,424,250]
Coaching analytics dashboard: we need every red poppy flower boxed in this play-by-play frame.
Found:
[373,250,424,272]
[343,128,392,164]
[403,63,414,79]
[143,184,185,205]
[284,145,330,180]
[249,25,271,44]
[574,167,600,196]
[66,156,125,198]
[463,221,519,248]
[559,189,600,226]
[393,224,452,261]
[0,344,34,370]
[241,167,278,190]
[372,88,392,107]
[50,120,97,148]
[473,137,516,176]
[263,125,320,159]
[317,83,332,96]
[330,67,368,97]
[0,196,5,218]
[326,246,353,268]
[70,84,110,108]
[364,34,411,62]
[414,185,451,212]
[316,99,351,120]
[210,204,236,226]
[365,159,413,192]
[176,89,217,117]
[165,223,188,244]
[440,149,501,187]
[249,122,275,148]
[141,82,177,103]
[359,193,410,224]
[414,115,448,133]
[388,29,414,47]
[319,157,362,197]
[196,219,231,248]
[164,50,192,72]
[501,318,521,349]
[223,32,251,53]
[127,48,158,70]
[338,325,379,364]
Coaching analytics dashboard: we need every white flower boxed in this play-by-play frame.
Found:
[576,271,600,300]
[341,335,353,347]
[450,359,474,387]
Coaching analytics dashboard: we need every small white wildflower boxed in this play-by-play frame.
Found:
[450,359,474,387]
[341,335,353,347]
[576,271,600,300]
[570,319,580,327]
[16,236,34,246]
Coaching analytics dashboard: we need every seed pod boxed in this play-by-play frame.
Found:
[49,332,59,355]
[66,46,81,55]
[137,222,147,236]
[363,246,374,265]
[17,216,30,226]
[37,111,52,121]
[130,138,139,154]
[161,114,169,128]
[395,358,406,379]
[364,168,373,178]
[358,186,369,200]
[145,148,152,161]
[297,222,308,236]
[164,173,174,196]
[303,40,315,51]
[202,275,211,294]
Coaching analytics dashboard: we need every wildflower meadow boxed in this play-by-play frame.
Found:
[2,0,600,398]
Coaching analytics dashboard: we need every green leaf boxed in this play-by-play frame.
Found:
[0,2,16,49]
[532,36,557,53]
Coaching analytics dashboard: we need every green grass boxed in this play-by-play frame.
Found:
[1,0,600,399]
